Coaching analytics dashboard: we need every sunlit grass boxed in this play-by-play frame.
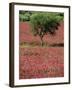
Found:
[19,44,48,48]
[19,42,64,48]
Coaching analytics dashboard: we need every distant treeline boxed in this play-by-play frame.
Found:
[19,11,64,22]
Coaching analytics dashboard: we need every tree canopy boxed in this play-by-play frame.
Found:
[30,12,64,46]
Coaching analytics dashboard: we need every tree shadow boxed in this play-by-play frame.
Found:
[49,43,64,47]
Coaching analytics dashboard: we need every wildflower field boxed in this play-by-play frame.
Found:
[19,22,64,79]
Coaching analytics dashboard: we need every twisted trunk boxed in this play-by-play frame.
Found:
[40,37,44,46]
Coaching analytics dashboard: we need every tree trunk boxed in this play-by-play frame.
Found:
[41,37,44,46]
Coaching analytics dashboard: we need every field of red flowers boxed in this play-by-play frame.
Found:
[19,22,64,79]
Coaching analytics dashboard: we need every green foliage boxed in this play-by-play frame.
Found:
[19,11,31,21]
[30,12,63,36]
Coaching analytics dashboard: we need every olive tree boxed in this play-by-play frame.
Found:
[30,12,64,46]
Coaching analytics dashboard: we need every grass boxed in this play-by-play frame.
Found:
[20,42,64,48]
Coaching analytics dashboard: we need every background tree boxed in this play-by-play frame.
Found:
[30,12,64,46]
[19,11,31,21]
